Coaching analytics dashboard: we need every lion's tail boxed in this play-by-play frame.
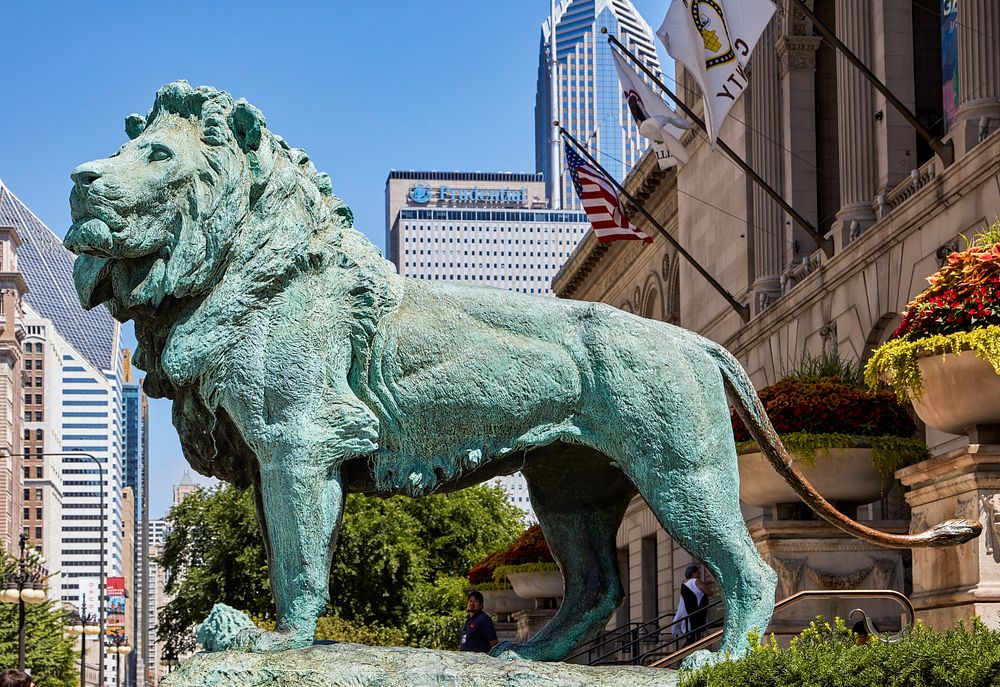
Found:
[707,344,981,549]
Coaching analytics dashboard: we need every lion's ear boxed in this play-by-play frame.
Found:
[125,114,146,140]
[229,100,265,152]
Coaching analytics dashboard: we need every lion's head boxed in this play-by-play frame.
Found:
[65,81,355,322]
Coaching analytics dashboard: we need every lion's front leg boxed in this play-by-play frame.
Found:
[205,458,345,652]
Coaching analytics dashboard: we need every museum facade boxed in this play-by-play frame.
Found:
[553,0,1000,649]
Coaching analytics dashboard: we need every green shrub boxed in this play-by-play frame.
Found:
[680,617,1000,687]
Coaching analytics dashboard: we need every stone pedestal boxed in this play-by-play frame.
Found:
[897,445,1000,629]
[160,644,678,687]
[749,518,910,639]
[513,608,558,644]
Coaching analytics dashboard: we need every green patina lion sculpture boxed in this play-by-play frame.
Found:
[65,82,979,667]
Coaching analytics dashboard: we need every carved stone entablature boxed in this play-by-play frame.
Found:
[782,0,814,36]
[776,35,821,76]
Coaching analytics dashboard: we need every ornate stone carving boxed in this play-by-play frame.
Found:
[772,557,804,598]
[870,558,897,589]
[805,564,873,590]
[820,322,838,358]
[980,492,1000,558]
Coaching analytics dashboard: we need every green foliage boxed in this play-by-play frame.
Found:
[157,484,522,652]
[865,325,1000,401]
[787,352,865,387]
[735,433,929,483]
[0,552,77,687]
[492,562,561,584]
[679,617,1000,687]
[157,483,271,655]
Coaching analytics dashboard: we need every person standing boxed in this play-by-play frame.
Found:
[460,591,498,652]
[672,564,712,646]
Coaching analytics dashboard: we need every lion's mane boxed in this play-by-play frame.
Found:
[129,82,401,484]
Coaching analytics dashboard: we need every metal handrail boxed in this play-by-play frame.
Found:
[646,589,916,669]
[567,598,724,664]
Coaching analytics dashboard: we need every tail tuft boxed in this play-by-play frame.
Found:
[919,519,983,547]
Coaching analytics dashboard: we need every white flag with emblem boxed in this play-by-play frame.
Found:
[657,0,776,146]
[611,49,691,170]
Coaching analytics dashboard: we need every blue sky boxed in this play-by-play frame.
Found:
[2,0,669,517]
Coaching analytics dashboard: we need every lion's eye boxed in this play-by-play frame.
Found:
[148,145,173,162]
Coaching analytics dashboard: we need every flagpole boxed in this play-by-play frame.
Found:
[559,123,751,324]
[604,30,835,259]
[789,0,954,168]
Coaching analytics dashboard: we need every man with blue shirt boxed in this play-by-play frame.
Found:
[459,591,497,652]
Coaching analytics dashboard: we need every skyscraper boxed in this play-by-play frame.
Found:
[122,350,147,687]
[0,180,125,634]
[535,0,662,209]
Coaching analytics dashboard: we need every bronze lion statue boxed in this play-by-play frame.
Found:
[64,82,979,666]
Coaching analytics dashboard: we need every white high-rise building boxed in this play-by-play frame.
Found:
[385,171,591,520]
[536,0,662,209]
[0,182,125,670]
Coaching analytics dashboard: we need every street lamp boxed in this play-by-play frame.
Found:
[159,650,178,674]
[106,630,132,687]
[31,451,107,687]
[1,531,48,669]
[66,599,100,687]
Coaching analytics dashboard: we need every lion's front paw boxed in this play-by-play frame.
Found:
[196,604,257,652]
[488,641,545,661]
[228,626,313,653]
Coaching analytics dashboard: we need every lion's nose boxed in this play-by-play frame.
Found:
[71,163,102,190]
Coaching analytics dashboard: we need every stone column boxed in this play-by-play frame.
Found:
[951,0,1000,157]
[834,0,878,249]
[778,0,821,269]
[748,18,785,313]
[872,0,917,191]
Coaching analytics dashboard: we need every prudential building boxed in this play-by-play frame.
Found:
[535,0,662,210]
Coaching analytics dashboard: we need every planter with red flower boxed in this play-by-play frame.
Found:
[733,357,928,509]
[467,524,562,612]
[866,224,1000,436]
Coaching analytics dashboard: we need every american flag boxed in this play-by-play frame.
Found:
[564,143,653,244]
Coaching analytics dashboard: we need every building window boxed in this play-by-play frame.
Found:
[35,467,42,479]
[34,527,41,540]
[23,508,28,520]
[34,489,42,501]
[23,489,29,501]
[34,508,41,520]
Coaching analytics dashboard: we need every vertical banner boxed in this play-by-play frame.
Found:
[78,578,100,620]
[941,0,959,132]
[106,576,127,636]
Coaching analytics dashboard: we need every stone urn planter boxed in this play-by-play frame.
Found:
[480,588,534,616]
[506,569,564,602]
[738,447,883,507]
[910,352,1000,435]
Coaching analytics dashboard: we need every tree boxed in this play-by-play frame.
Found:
[158,483,523,653]
[0,552,77,686]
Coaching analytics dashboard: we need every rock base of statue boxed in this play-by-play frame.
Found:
[160,643,678,687]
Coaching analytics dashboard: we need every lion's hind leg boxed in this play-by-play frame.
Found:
[625,447,776,667]
[490,448,635,662]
